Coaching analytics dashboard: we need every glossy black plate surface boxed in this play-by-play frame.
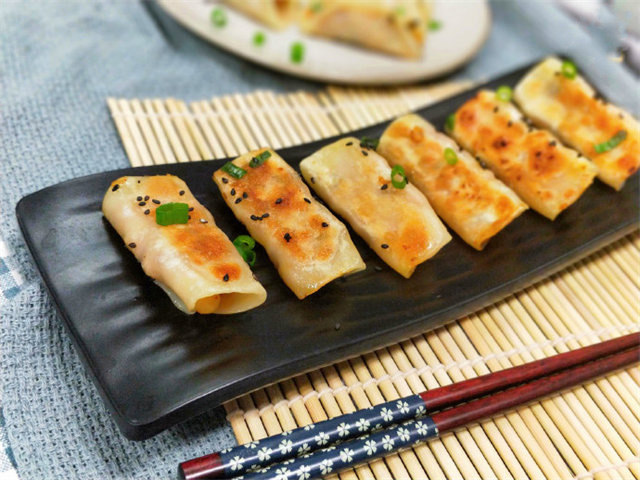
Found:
[17,63,639,439]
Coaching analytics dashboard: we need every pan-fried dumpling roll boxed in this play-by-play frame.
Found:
[514,57,640,190]
[221,0,298,30]
[213,148,365,299]
[102,175,267,315]
[449,89,598,220]
[300,0,430,59]
[378,114,528,250]
[300,137,451,278]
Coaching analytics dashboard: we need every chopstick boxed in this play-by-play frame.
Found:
[235,343,639,480]
[178,332,639,480]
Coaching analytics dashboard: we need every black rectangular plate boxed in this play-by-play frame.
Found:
[17,62,639,440]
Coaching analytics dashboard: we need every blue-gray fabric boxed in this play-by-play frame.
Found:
[0,1,636,478]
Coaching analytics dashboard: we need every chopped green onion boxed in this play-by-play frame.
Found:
[395,6,406,15]
[428,19,442,31]
[291,42,305,64]
[233,235,255,251]
[253,31,266,46]
[221,161,247,179]
[444,147,458,165]
[391,164,407,189]
[360,136,379,150]
[233,235,257,266]
[445,113,455,133]
[561,60,577,79]
[155,202,189,226]
[594,130,627,153]
[249,150,271,168]
[211,8,227,28]
[310,1,323,12]
[496,86,512,102]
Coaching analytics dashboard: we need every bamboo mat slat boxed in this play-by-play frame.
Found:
[107,83,640,480]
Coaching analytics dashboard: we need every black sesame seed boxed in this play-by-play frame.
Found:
[284,232,291,242]
[138,201,146,206]
[262,213,270,219]
[275,198,283,204]
[221,178,229,184]
[493,106,499,113]
[535,151,542,157]
[223,273,229,282]
[144,195,149,201]
[128,242,136,248]
[311,177,315,184]
[111,184,119,192]
[152,199,161,204]
[549,141,557,147]
[200,218,208,224]
[346,141,353,146]
[137,180,141,184]
[507,121,513,127]
[230,188,236,196]
[189,207,194,212]
[374,266,383,272]
[144,209,150,215]
[381,184,388,190]
[235,198,242,204]
[381,243,389,249]
[322,222,329,228]
[179,190,185,195]
[188,215,191,220]
[362,150,368,156]
[251,215,260,221]
[304,197,311,204]
[243,192,248,199]
[137,196,142,201]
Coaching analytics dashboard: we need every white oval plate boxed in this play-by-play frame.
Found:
[157,0,491,85]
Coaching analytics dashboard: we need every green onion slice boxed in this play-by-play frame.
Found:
[496,86,512,102]
[221,161,247,179]
[428,19,442,31]
[444,147,459,166]
[155,202,189,226]
[291,42,305,64]
[249,150,271,168]
[445,113,455,133]
[310,1,323,12]
[211,8,227,27]
[233,235,257,266]
[253,31,266,46]
[561,60,577,79]
[594,130,627,154]
[391,164,408,189]
[360,136,379,150]
[233,235,256,251]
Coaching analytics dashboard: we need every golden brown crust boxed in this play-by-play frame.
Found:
[213,148,365,299]
[300,137,451,278]
[451,90,597,220]
[102,175,267,314]
[379,115,527,250]
[514,57,640,190]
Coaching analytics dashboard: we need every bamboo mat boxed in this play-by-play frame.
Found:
[107,84,640,480]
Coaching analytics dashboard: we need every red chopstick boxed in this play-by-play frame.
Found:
[179,332,639,480]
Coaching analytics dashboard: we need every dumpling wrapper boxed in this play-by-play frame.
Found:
[449,89,598,220]
[213,148,365,299]
[378,114,528,250]
[221,0,298,29]
[300,0,430,59]
[514,57,640,190]
[300,137,451,278]
[102,175,267,315]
